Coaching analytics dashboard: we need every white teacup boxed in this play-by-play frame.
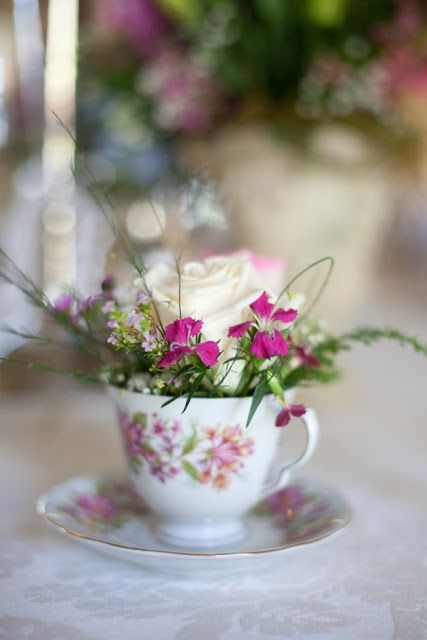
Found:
[110,388,319,548]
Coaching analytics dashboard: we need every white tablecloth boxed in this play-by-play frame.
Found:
[1,277,427,640]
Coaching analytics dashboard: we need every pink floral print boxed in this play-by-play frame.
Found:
[118,411,255,491]
[197,425,255,490]
[61,480,145,529]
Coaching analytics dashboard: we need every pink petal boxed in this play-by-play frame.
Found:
[250,291,274,321]
[193,341,219,367]
[164,317,203,344]
[228,321,254,338]
[272,308,298,324]
[289,404,306,418]
[250,329,288,359]
[275,408,291,427]
[158,345,191,367]
[295,346,320,367]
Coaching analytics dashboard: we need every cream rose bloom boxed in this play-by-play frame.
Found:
[145,254,263,340]
[144,253,303,390]
[144,254,267,389]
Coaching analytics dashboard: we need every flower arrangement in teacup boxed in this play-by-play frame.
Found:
[1,156,427,546]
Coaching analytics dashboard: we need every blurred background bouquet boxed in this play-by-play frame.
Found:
[76,0,427,325]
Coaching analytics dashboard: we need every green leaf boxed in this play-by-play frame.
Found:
[161,395,181,408]
[182,372,205,414]
[182,426,198,455]
[182,460,199,481]
[246,376,269,428]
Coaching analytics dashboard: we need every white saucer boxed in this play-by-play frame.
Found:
[37,475,351,575]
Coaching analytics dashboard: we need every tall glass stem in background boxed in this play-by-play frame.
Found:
[12,0,44,147]
[42,0,79,299]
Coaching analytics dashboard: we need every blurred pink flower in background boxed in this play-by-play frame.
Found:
[202,250,287,293]
[137,48,222,133]
[98,0,172,58]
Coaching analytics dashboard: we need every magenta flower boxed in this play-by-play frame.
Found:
[294,345,320,368]
[159,317,219,368]
[228,291,297,359]
[275,404,306,428]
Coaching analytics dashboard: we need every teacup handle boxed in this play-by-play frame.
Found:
[261,408,319,499]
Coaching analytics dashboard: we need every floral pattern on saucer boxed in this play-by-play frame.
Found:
[61,480,146,531]
[118,410,255,490]
[260,486,341,544]
[58,477,335,541]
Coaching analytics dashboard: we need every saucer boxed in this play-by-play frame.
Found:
[37,475,351,575]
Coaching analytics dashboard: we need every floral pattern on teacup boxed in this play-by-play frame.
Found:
[118,411,255,490]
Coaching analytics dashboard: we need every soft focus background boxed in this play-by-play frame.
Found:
[1,2,427,638]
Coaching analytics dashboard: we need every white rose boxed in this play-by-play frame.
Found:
[144,253,304,390]
[144,254,267,389]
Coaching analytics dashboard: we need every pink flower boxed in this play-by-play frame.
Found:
[294,345,320,368]
[158,317,219,368]
[53,293,73,314]
[102,300,116,314]
[98,0,172,58]
[141,332,157,352]
[275,404,306,428]
[228,291,297,359]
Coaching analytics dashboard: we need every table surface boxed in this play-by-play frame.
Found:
[1,274,427,640]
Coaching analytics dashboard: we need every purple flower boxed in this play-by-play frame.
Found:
[141,331,157,352]
[125,312,144,330]
[136,291,150,305]
[102,300,116,314]
[53,293,73,314]
[228,291,297,359]
[275,404,306,428]
[158,317,219,368]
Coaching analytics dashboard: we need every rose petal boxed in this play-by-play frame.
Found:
[272,308,298,324]
[194,341,220,367]
[249,291,274,321]
[250,329,288,359]
[228,320,254,338]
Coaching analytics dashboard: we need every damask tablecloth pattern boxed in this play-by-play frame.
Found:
[1,283,426,640]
